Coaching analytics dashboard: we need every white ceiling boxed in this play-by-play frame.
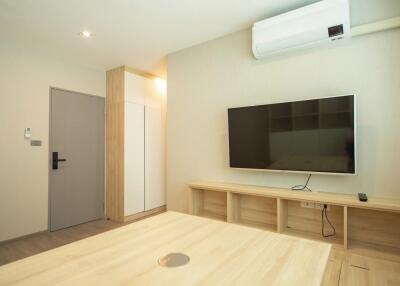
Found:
[0,0,399,77]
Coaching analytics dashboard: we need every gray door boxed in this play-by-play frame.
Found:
[50,88,105,231]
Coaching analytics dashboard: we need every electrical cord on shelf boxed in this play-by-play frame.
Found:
[321,204,336,238]
[291,174,312,192]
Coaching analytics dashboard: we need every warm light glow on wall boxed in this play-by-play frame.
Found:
[155,78,167,96]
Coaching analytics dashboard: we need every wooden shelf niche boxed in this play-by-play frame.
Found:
[348,207,400,260]
[228,193,277,231]
[278,199,344,246]
[189,189,227,221]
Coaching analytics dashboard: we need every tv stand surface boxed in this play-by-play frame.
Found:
[188,181,400,212]
[187,181,400,261]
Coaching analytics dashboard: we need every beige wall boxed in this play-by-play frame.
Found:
[166,28,400,213]
[0,44,105,242]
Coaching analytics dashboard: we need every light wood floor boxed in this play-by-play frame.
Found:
[322,246,400,286]
[0,210,164,267]
[0,219,125,266]
[1,215,399,286]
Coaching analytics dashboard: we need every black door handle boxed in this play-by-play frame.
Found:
[52,152,67,170]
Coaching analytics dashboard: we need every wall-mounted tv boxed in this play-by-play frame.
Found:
[228,95,356,174]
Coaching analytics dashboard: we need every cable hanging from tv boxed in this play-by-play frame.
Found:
[291,174,312,192]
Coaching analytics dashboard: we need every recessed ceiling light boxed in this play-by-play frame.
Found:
[79,30,92,38]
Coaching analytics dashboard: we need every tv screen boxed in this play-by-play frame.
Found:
[228,95,355,174]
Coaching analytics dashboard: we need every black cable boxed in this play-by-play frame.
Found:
[321,205,336,237]
[291,174,312,192]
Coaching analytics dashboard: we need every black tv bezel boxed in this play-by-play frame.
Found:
[227,94,357,175]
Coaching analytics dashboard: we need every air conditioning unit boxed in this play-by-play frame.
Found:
[252,0,351,59]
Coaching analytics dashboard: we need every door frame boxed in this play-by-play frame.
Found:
[48,87,106,231]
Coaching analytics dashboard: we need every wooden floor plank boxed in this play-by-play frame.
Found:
[335,250,400,286]
[322,258,342,286]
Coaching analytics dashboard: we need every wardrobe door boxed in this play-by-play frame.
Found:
[124,102,145,216]
[145,106,165,210]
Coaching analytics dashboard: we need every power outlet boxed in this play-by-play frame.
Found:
[316,203,331,211]
[300,202,331,211]
[300,201,315,209]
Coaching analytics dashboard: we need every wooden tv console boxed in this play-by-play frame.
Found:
[187,181,400,261]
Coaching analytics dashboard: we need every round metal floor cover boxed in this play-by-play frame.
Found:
[158,253,190,267]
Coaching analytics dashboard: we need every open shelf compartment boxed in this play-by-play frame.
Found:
[228,193,277,232]
[189,188,227,221]
[347,207,400,260]
[278,199,345,246]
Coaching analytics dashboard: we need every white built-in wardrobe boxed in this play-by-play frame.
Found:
[124,71,166,215]
[106,67,166,222]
